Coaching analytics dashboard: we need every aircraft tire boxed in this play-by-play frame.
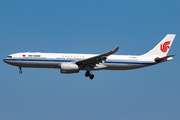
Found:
[89,74,94,80]
[85,71,90,77]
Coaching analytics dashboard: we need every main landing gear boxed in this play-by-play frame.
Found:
[19,67,22,74]
[85,70,94,80]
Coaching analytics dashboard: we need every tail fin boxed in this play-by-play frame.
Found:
[142,34,176,57]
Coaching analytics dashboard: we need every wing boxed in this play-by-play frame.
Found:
[75,46,119,66]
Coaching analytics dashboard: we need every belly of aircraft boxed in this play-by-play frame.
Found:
[3,58,155,70]
[3,59,61,68]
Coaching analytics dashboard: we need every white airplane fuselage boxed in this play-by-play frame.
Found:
[3,52,156,71]
[3,34,176,79]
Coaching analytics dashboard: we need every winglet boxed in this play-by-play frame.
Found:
[113,46,119,52]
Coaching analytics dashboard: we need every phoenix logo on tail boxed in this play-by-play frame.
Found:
[160,41,171,53]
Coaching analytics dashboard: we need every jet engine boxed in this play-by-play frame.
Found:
[60,63,79,74]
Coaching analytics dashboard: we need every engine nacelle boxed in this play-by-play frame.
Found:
[60,63,79,74]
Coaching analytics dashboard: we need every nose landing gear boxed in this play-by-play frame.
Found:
[19,67,22,74]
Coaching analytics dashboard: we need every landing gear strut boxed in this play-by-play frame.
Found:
[85,71,94,80]
[19,67,22,74]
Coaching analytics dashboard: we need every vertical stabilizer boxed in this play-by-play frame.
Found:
[142,34,176,57]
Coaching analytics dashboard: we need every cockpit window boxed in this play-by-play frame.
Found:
[7,56,12,58]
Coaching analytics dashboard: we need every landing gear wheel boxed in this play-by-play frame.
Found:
[89,74,94,80]
[19,67,22,74]
[19,71,22,74]
[84,68,94,80]
[85,71,90,77]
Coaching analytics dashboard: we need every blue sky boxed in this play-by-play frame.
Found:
[0,0,180,120]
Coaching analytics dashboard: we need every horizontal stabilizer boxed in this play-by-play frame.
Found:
[155,55,175,63]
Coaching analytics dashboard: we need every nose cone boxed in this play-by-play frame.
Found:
[3,58,8,63]
[3,58,14,66]
[3,58,11,64]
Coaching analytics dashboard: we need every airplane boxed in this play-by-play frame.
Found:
[3,34,176,80]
